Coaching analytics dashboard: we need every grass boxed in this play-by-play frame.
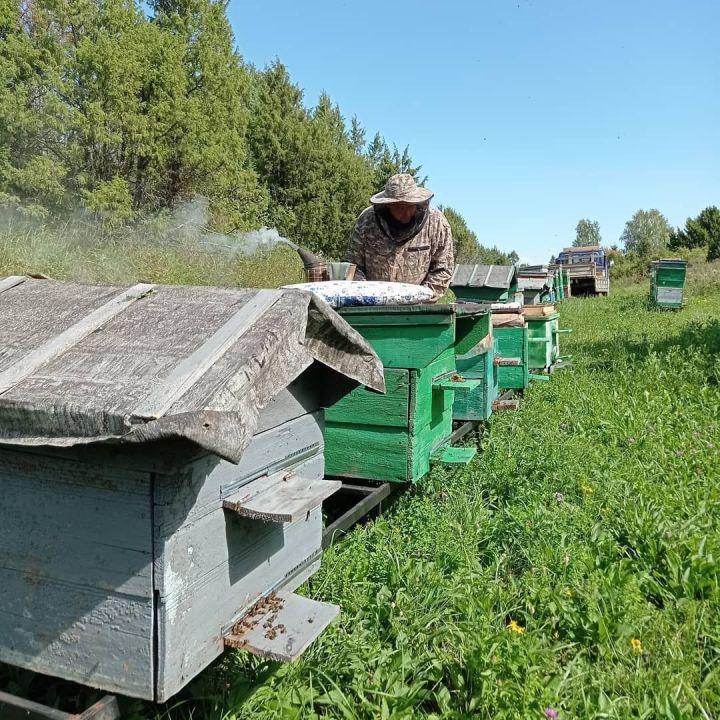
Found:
[1,230,719,719]
[0,217,304,288]
[145,274,719,720]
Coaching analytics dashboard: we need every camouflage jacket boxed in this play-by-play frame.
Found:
[345,206,454,298]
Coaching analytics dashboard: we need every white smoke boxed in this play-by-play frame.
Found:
[167,196,298,255]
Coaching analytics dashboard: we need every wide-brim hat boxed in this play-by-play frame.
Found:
[370,173,434,205]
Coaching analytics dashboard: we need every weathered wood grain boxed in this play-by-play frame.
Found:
[0,448,152,595]
[152,412,325,537]
[0,284,156,395]
[0,276,26,295]
[0,569,154,699]
[132,289,282,421]
[154,506,324,701]
[325,368,410,428]
[224,591,338,662]
[0,281,383,463]
[223,473,341,523]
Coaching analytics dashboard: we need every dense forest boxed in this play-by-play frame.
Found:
[0,0,512,263]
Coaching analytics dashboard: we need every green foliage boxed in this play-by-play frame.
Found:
[573,218,601,247]
[439,205,515,264]
[671,206,720,262]
[365,134,427,194]
[0,0,428,256]
[620,209,672,257]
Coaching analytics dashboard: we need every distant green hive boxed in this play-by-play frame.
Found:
[324,305,481,483]
[492,310,529,391]
[650,259,687,309]
[524,305,572,372]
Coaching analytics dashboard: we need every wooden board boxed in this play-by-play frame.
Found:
[154,506,324,701]
[325,369,410,428]
[431,445,477,465]
[132,289,281,420]
[224,591,339,662]
[324,423,412,483]
[0,448,155,699]
[453,345,497,421]
[0,276,26,295]
[494,326,529,390]
[325,347,458,484]
[337,307,455,368]
[223,473,341,522]
[526,317,555,370]
[0,284,155,395]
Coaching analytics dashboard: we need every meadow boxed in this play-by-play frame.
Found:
[1,229,718,719]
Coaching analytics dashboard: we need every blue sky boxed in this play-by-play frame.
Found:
[229,0,720,263]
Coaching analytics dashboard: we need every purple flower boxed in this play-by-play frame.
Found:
[555,492,565,503]
[544,709,559,719]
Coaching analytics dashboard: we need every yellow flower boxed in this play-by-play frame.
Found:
[562,588,573,598]
[582,484,594,495]
[507,620,525,634]
[631,638,643,653]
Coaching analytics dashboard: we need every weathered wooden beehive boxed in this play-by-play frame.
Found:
[452,304,499,422]
[0,277,384,702]
[650,259,687,309]
[450,264,518,302]
[490,302,530,391]
[324,304,478,483]
[517,266,555,305]
[524,303,571,372]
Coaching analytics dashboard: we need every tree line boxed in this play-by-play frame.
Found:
[571,206,720,263]
[0,0,512,264]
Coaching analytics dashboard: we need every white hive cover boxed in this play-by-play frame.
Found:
[283,280,434,308]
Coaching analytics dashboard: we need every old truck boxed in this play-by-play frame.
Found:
[555,245,610,296]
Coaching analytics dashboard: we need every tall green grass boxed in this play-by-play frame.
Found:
[0,222,304,288]
[1,230,719,718]
[137,276,719,720]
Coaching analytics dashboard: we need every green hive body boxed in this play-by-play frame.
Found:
[493,317,529,391]
[650,259,687,309]
[452,306,498,421]
[325,305,480,483]
[524,306,568,372]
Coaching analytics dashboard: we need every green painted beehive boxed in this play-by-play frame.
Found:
[325,305,476,483]
[452,305,498,421]
[493,320,529,391]
[650,259,687,309]
[525,307,560,371]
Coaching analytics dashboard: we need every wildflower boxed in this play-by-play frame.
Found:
[507,620,525,634]
[562,588,572,598]
[581,484,594,495]
[675,450,684,457]
[628,437,636,444]
[631,638,642,653]
[544,709,559,719]
[555,492,564,503]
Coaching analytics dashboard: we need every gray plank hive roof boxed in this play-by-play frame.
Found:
[451,264,518,289]
[0,277,384,462]
[517,276,550,291]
